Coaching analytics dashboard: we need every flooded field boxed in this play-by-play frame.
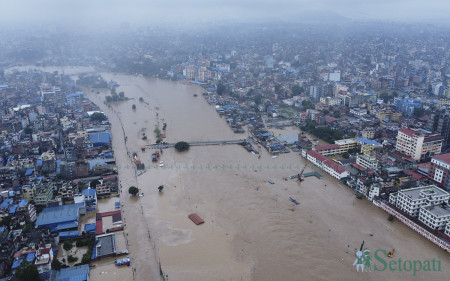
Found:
[10,66,449,280]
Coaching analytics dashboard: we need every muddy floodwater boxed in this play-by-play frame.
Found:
[10,66,450,280]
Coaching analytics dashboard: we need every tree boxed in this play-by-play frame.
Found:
[0,215,11,226]
[217,83,226,96]
[119,92,125,99]
[24,126,33,135]
[413,107,426,118]
[90,180,100,188]
[275,84,282,94]
[342,152,350,159]
[333,110,341,118]
[63,241,73,251]
[105,96,113,103]
[15,261,39,281]
[128,186,139,196]
[52,258,63,270]
[90,112,107,122]
[68,255,78,263]
[132,104,136,110]
[139,97,144,102]
[292,85,304,96]
[174,141,190,152]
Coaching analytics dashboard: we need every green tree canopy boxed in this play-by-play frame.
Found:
[292,85,304,96]
[63,240,73,251]
[129,186,139,196]
[90,112,107,122]
[217,83,226,96]
[15,261,39,281]
[174,141,190,152]
[90,179,100,188]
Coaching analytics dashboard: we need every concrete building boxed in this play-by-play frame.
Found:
[48,264,90,281]
[35,203,85,232]
[356,154,379,170]
[335,138,357,153]
[34,181,55,206]
[34,243,53,274]
[390,185,450,218]
[358,138,382,156]
[427,109,450,150]
[429,153,450,191]
[319,96,341,106]
[361,127,375,139]
[395,128,443,161]
[419,205,450,231]
[305,150,349,180]
[313,144,340,156]
[378,108,402,122]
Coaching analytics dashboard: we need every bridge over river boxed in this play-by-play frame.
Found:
[145,139,246,149]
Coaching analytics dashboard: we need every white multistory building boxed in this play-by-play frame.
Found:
[390,185,449,218]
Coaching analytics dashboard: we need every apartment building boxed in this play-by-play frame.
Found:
[358,138,382,156]
[356,154,379,169]
[390,185,450,217]
[305,150,349,180]
[361,127,376,139]
[395,128,443,161]
[378,108,402,122]
[335,138,357,153]
[313,139,357,156]
[428,153,450,191]
[419,205,450,231]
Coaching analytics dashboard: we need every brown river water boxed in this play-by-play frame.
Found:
[9,67,450,281]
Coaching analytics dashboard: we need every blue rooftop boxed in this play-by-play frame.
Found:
[12,259,23,270]
[84,223,96,233]
[19,199,28,207]
[25,168,34,176]
[51,264,90,281]
[66,92,83,99]
[59,231,79,239]
[0,198,13,208]
[9,205,17,214]
[26,252,35,262]
[89,132,111,146]
[358,138,382,146]
[35,203,84,230]
[82,189,96,197]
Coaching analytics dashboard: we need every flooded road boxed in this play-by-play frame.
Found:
[9,66,449,280]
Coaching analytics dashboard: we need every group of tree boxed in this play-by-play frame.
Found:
[105,88,127,103]
[291,85,304,96]
[15,261,39,281]
[301,100,315,110]
[301,122,344,143]
[90,112,107,122]
[174,141,190,152]
[216,82,226,96]
[77,74,108,88]
[154,128,163,143]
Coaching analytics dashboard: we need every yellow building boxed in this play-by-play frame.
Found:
[378,109,402,122]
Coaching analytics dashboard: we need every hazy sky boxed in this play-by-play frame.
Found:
[2,0,450,27]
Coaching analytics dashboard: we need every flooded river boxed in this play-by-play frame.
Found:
[9,66,450,280]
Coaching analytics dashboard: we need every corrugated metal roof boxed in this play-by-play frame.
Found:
[35,203,83,227]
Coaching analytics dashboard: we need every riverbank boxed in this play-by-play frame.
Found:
[8,66,449,280]
[87,72,448,281]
